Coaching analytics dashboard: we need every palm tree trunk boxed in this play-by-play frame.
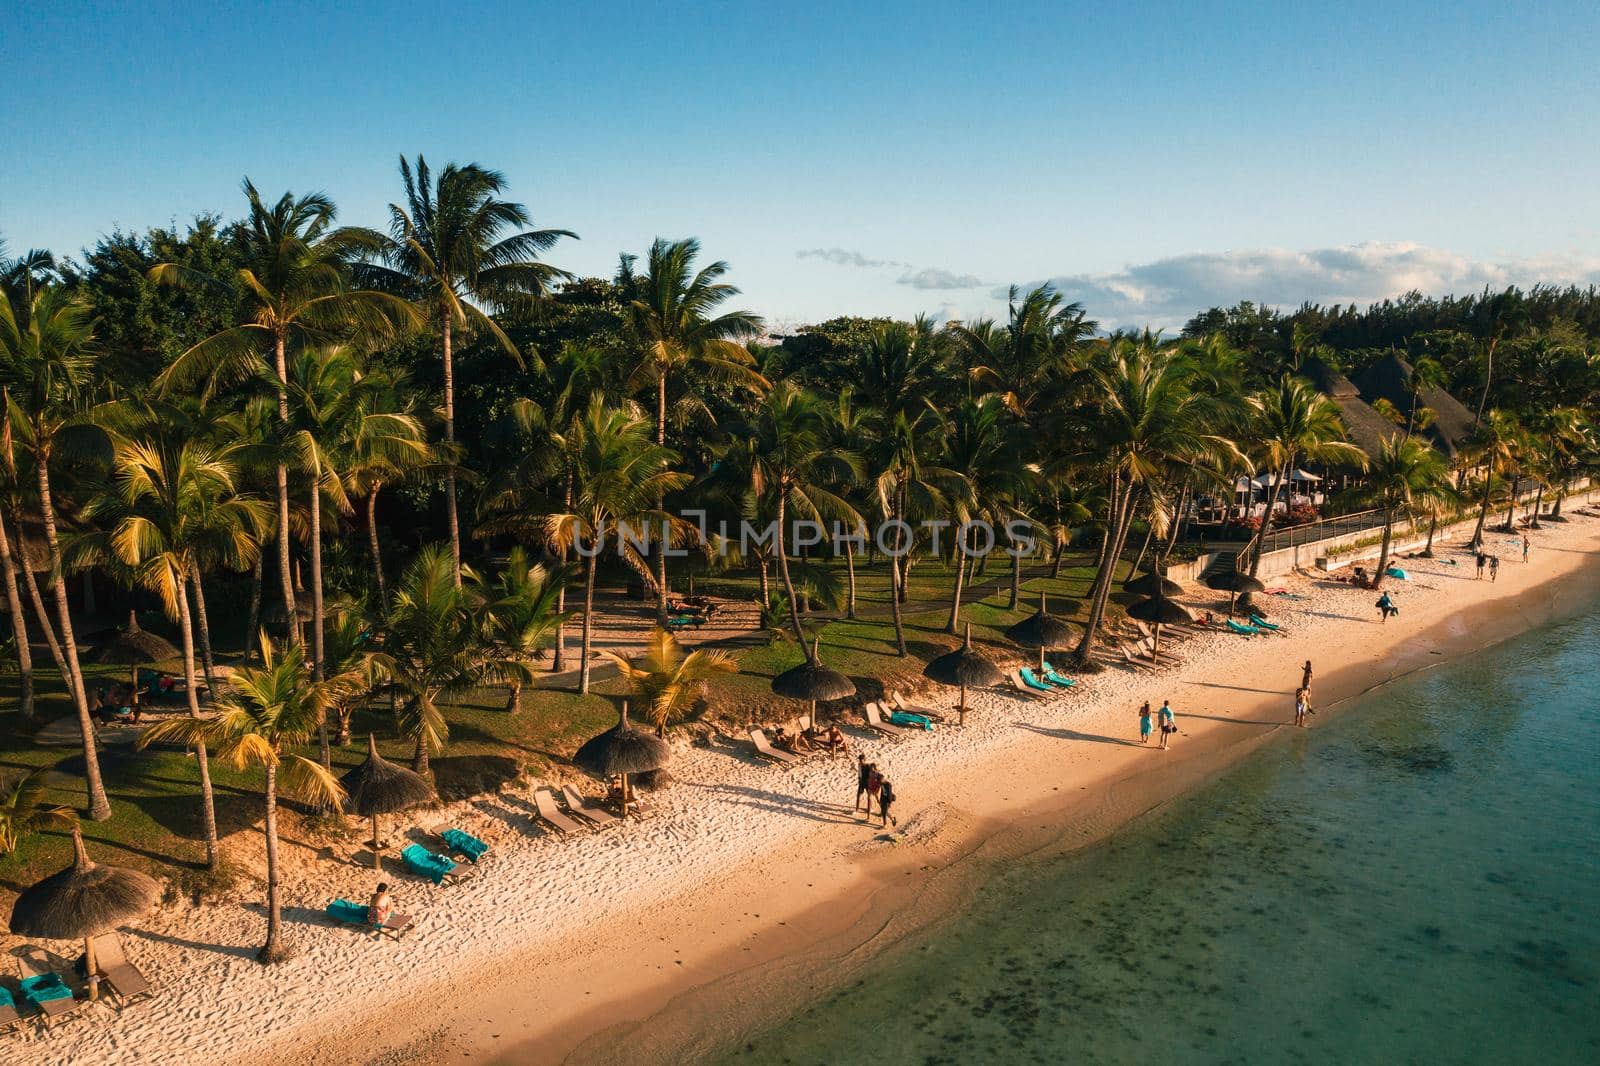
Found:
[1373,506,1396,590]
[1074,480,1136,666]
[442,313,462,588]
[274,334,300,648]
[309,476,329,770]
[190,570,219,699]
[243,553,262,663]
[1051,540,1065,579]
[1473,334,1498,427]
[844,538,858,620]
[506,678,523,715]
[0,508,34,717]
[552,470,573,671]
[1530,484,1545,527]
[654,372,669,624]
[1470,465,1494,547]
[757,559,770,605]
[17,533,64,669]
[1248,462,1291,579]
[1423,510,1440,556]
[945,524,968,634]
[366,484,386,604]
[888,495,908,656]
[578,554,596,694]
[1008,532,1022,610]
[174,564,219,869]
[412,733,430,777]
[258,762,288,963]
[36,447,109,821]
[773,491,808,647]
[1130,519,1156,578]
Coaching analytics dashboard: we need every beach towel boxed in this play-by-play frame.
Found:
[441,828,489,862]
[401,843,457,885]
[328,898,375,926]
[1386,567,1408,580]
[887,710,934,731]
[19,973,73,1006]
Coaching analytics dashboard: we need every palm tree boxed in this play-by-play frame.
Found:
[1464,408,1522,548]
[603,628,738,736]
[720,382,860,647]
[341,367,431,604]
[483,547,570,713]
[823,387,875,619]
[153,181,415,650]
[0,768,73,855]
[941,395,1028,628]
[377,545,488,775]
[872,408,960,656]
[359,156,574,584]
[626,237,765,619]
[543,400,689,692]
[0,283,110,820]
[142,637,345,962]
[87,434,270,868]
[323,607,381,747]
[853,319,946,421]
[952,284,1095,421]
[1244,375,1367,577]
[1365,436,1452,588]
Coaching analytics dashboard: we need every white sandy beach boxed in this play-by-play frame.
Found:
[7,504,1600,1066]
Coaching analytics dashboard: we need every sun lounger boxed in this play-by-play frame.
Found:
[435,827,490,862]
[749,728,802,764]
[1018,666,1063,692]
[533,787,590,833]
[886,709,934,731]
[1004,668,1049,698]
[89,933,151,1005]
[561,784,621,827]
[1119,644,1158,669]
[0,986,21,1033]
[15,950,81,1025]
[1248,613,1284,632]
[1225,618,1262,636]
[1041,662,1077,688]
[863,702,913,737]
[401,843,471,885]
[327,898,413,939]
[891,691,944,721]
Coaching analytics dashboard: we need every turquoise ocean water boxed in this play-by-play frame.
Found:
[719,603,1600,1064]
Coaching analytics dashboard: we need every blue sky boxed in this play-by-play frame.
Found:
[5,1,1599,330]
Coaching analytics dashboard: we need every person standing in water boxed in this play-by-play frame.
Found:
[1158,700,1176,749]
[1294,687,1309,727]
[1138,702,1153,744]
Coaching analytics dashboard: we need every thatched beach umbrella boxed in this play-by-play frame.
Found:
[922,623,1003,727]
[92,611,182,716]
[1126,595,1196,658]
[8,825,160,1002]
[1004,591,1076,671]
[341,735,435,869]
[1204,570,1265,615]
[573,702,672,817]
[771,638,856,729]
[1123,570,1183,598]
[262,592,314,625]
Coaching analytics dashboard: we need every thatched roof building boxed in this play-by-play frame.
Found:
[1302,358,1403,464]
[1350,353,1475,460]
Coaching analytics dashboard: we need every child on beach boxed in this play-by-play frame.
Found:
[1490,555,1500,582]
[878,777,897,827]
[1294,687,1308,727]
[1138,702,1153,744]
[1158,700,1176,749]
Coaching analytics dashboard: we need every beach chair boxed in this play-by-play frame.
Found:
[1224,618,1262,636]
[326,898,413,940]
[16,951,80,1025]
[1119,644,1158,669]
[1002,668,1048,698]
[863,702,913,737]
[891,691,944,721]
[533,787,589,833]
[749,728,802,764]
[431,827,490,863]
[885,708,934,731]
[561,784,622,828]
[1248,613,1284,633]
[401,843,472,886]
[1018,666,1063,693]
[89,933,151,1005]
[0,986,21,1034]
[1041,662,1077,688]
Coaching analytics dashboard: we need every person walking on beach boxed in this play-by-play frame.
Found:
[1523,535,1531,563]
[1489,555,1500,582]
[1301,660,1314,700]
[1294,687,1309,727]
[877,777,897,828]
[1138,702,1153,744]
[1475,552,1487,579]
[1158,700,1176,749]
[854,756,876,812]
[1376,591,1397,623]
[865,764,884,818]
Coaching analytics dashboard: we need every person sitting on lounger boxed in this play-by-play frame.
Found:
[772,726,804,754]
[368,883,393,926]
[819,724,849,755]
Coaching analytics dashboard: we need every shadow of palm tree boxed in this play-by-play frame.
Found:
[694,782,863,825]
[130,927,257,960]
[1014,721,1143,748]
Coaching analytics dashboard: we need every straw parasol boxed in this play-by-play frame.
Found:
[1204,570,1266,615]
[1123,570,1183,598]
[770,637,856,729]
[8,825,160,1001]
[1126,595,1196,658]
[92,611,182,716]
[263,591,314,625]
[1004,591,1076,671]
[573,702,672,817]
[341,735,435,869]
[922,623,1003,727]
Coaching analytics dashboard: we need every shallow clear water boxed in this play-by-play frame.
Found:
[720,606,1600,1065]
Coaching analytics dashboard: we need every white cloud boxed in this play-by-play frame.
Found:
[797,246,984,290]
[1016,241,1600,331]
[796,247,906,270]
[896,267,985,290]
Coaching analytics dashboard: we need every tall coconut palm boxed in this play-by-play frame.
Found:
[359,156,574,585]
[1464,408,1523,549]
[87,435,270,868]
[341,367,431,605]
[482,547,570,714]
[872,408,961,655]
[1365,436,1452,588]
[603,627,739,736]
[153,180,415,650]
[952,284,1095,422]
[824,387,874,620]
[542,400,689,692]
[626,237,765,620]
[941,395,1029,628]
[0,283,110,820]
[141,638,345,962]
[1244,376,1367,577]
[854,319,945,421]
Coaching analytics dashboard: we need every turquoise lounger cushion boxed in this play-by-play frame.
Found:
[0,986,14,1008]
[886,710,933,731]
[19,972,73,1004]
[1042,665,1077,687]
[441,828,489,862]
[328,898,372,925]
[401,843,456,884]
[1018,667,1058,691]
[1249,615,1281,630]
[1225,619,1258,635]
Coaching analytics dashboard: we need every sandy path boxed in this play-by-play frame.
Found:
[6,504,1598,1066]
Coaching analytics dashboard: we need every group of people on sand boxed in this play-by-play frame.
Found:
[773,722,850,756]
[1137,700,1177,748]
[1474,551,1501,581]
[1294,660,1316,727]
[853,755,897,827]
